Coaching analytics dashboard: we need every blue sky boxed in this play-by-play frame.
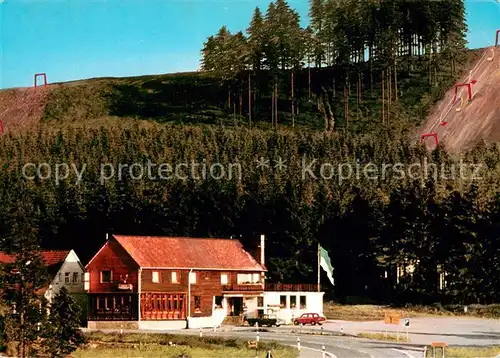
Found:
[1,0,499,89]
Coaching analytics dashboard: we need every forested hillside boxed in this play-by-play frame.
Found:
[2,0,500,305]
[1,125,500,304]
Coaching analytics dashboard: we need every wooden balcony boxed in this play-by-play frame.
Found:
[222,283,264,292]
[265,283,318,292]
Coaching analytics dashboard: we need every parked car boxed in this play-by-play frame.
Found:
[246,314,285,327]
[293,313,326,326]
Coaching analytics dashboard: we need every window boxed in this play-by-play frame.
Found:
[194,296,201,312]
[280,295,286,308]
[257,297,264,307]
[215,296,223,308]
[300,296,306,309]
[152,271,160,283]
[100,270,112,283]
[221,273,228,285]
[237,273,260,284]
[58,273,62,282]
[290,295,296,308]
[171,271,178,283]
[72,272,79,284]
[64,272,70,284]
[189,272,197,284]
[237,273,253,284]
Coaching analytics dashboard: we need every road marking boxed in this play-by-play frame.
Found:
[296,345,337,358]
[357,349,375,358]
[391,348,418,358]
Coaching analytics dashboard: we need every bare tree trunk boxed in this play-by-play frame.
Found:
[359,73,363,100]
[248,72,252,126]
[318,95,329,131]
[291,70,295,127]
[271,82,274,127]
[347,75,351,97]
[318,87,334,132]
[382,69,385,124]
[275,80,278,126]
[308,60,311,100]
[388,66,392,107]
[369,46,373,98]
[356,75,360,120]
[239,83,242,117]
[429,49,432,85]
[394,62,398,102]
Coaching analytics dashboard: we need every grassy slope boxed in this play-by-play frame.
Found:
[34,49,482,134]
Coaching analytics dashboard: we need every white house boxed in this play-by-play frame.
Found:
[262,284,325,324]
[0,249,86,303]
[43,250,86,302]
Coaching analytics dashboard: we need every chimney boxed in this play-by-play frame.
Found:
[260,234,265,267]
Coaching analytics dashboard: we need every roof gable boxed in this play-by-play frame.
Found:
[112,235,266,271]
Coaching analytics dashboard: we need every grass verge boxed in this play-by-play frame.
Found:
[77,331,298,358]
[324,302,500,321]
[424,346,500,358]
[358,332,410,343]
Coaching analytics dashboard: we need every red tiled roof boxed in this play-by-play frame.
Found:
[113,235,266,271]
[0,252,15,264]
[0,250,69,266]
[41,250,70,266]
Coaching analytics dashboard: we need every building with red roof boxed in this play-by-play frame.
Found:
[85,234,326,330]
[85,234,268,329]
[0,250,86,303]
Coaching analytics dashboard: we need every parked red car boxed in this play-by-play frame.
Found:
[293,313,326,326]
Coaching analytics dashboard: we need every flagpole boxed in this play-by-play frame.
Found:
[317,243,320,292]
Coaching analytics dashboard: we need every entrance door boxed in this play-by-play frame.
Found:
[227,297,243,316]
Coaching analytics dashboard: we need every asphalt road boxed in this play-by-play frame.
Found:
[282,317,500,346]
[83,316,500,357]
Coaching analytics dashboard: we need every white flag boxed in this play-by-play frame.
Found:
[320,245,335,286]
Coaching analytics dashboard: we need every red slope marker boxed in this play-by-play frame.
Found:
[34,73,47,88]
[420,133,438,148]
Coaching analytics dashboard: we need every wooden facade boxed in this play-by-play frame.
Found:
[140,293,186,320]
[88,293,138,321]
[85,236,266,322]
[141,269,263,318]
[86,239,139,294]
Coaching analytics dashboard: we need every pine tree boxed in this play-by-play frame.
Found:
[1,250,49,357]
[43,287,85,357]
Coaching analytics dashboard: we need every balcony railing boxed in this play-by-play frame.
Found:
[222,283,264,291]
[265,283,318,292]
